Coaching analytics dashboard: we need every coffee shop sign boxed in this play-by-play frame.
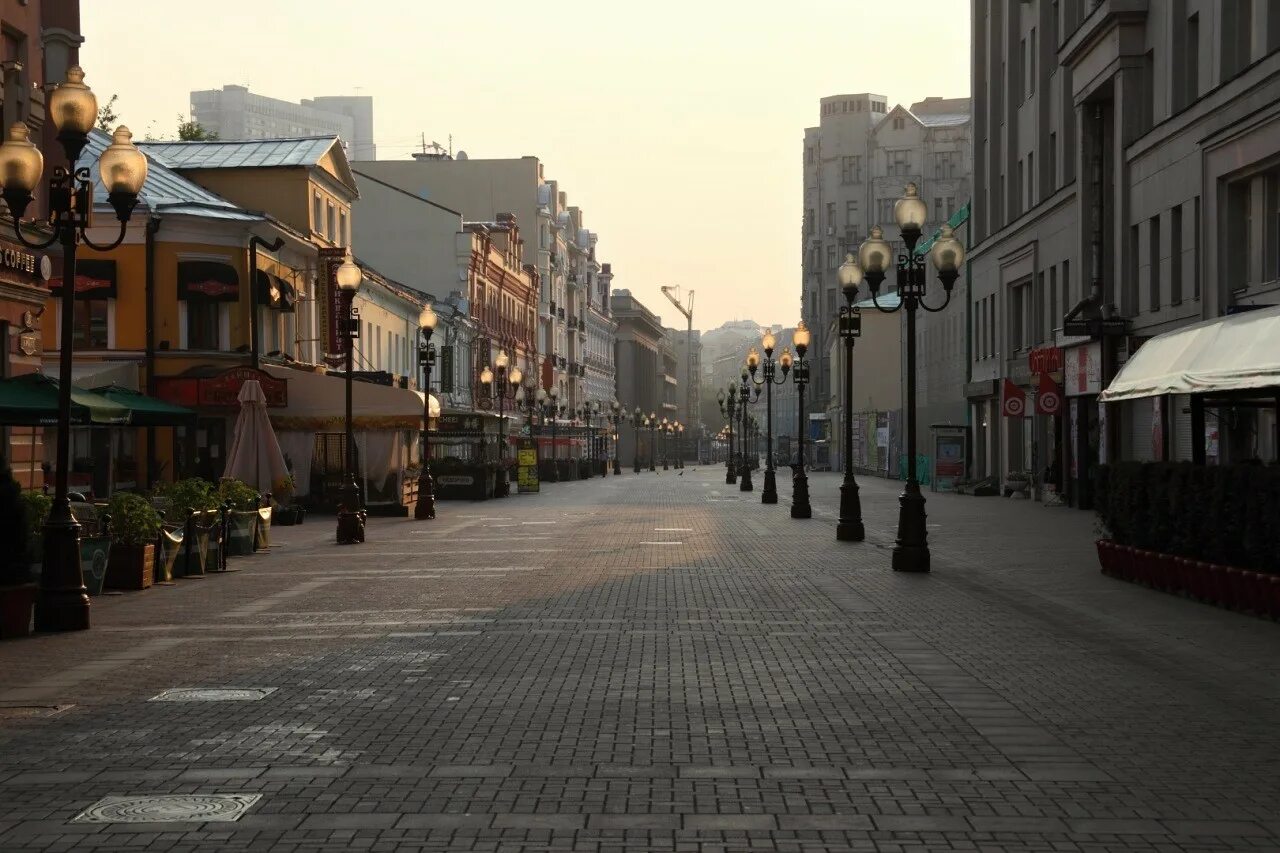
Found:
[0,242,51,281]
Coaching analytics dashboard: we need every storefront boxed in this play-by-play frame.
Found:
[0,236,54,488]
[1062,341,1102,509]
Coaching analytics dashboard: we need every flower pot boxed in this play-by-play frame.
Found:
[224,511,257,557]
[1190,561,1213,601]
[1266,575,1280,620]
[173,528,209,577]
[1173,557,1196,597]
[79,536,111,596]
[1149,551,1176,591]
[1096,540,1120,576]
[1237,570,1264,614]
[1115,546,1137,582]
[0,583,36,639]
[105,543,154,590]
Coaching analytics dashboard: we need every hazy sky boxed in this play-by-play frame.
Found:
[82,1,969,331]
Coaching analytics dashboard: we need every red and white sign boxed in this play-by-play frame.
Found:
[1028,346,1063,375]
[1002,378,1026,417]
[1063,342,1101,396]
[1035,372,1063,416]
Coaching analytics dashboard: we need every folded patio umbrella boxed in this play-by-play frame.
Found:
[223,379,289,494]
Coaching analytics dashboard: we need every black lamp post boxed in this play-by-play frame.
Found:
[747,337,792,504]
[609,401,623,475]
[790,321,812,519]
[858,182,965,572]
[648,412,658,472]
[543,386,561,482]
[335,256,366,544]
[415,304,439,521]
[660,417,670,470]
[632,406,643,473]
[718,386,738,485]
[481,351,521,499]
[737,369,759,491]
[0,68,148,632]
[674,422,684,469]
[835,255,866,541]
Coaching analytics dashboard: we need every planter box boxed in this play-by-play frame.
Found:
[1096,539,1280,619]
[79,536,111,596]
[156,526,184,583]
[224,511,257,557]
[105,543,155,590]
[0,583,36,639]
[254,507,272,551]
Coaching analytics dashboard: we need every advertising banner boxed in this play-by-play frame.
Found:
[517,438,540,493]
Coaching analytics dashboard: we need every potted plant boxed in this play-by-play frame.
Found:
[156,478,217,576]
[217,478,261,557]
[105,493,161,590]
[0,461,37,639]
[271,475,303,525]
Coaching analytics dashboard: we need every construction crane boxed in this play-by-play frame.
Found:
[660,286,695,463]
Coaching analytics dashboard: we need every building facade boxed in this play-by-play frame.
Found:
[612,289,666,466]
[666,327,701,458]
[802,93,972,472]
[190,85,375,159]
[969,0,1280,507]
[584,262,617,407]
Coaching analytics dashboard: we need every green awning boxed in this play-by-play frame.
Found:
[91,384,198,427]
[0,374,131,427]
[914,201,971,257]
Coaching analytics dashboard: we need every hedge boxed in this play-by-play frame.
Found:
[1095,462,1280,575]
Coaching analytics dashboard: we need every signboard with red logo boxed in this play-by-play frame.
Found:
[1063,342,1101,396]
[155,367,287,410]
[1001,378,1026,417]
[318,247,348,368]
[1035,372,1063,416]
[1028,346,1063,375]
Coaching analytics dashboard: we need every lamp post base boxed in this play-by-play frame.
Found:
[34,514,90,633]
[614,459,622,475]
[663,459,669,471]
[790,469,811,519]
[335,481,365,545]
[836,476,865,541]
[649,463,656,472]
[632,461,640,474]
[761,468,777,504]
[739,466,753,492]
[726,468,736,485]
[414,472,436,520]
[891,487,929,572]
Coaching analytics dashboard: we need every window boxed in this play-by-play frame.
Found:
[805,209,815,236]
[1048,132,1057,191]
[1010,281,1028,351]
[1027,152,1035,207]
[1266,170,1280,282]
[1063,260,1071,312]
[1049,265,1059,330]
[826,245,837,269]
[826,289,836,314]
[1225,180,1251,291]
[934,151,957,179]
[845,200,858,223]
[988,295,996,358]
[892,117,905,130]
[841,155,862,183]
[313,193,323,236]
[826,202,836,229]
[877,198,895,226]
[934,198,943,224]
[888,149,912,177]
[1128,223,1141,315]
[1171,204,1183,304]
[339,210,349,247]
[1028,28,1036,96]
[187,302,221,350]
[1185,14,1200,108]
[1192,197,1201,299]
[71,300,108,349]
[326,202,337,243]
[1016,160,1024,216]
[805,146,815,165]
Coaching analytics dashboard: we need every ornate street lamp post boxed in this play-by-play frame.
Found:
[648,412,658,472]
[335,256,366,544]
[747,337,792,504]
[0,68,148,631]
[632,406,643,473]
[415,304,439,520]
[543,386,562,482]
[858,182,965,572]
[835,255,866,541]
[609,401,623,475]
[718,386,738,485]
[481,351,521,499]
[674,422,685,469]
[737,368,760,491]
[790,321,812,519]
[660,416,670,470]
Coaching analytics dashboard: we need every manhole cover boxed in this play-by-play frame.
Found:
[150,688,276,702]
[73,793,261,823]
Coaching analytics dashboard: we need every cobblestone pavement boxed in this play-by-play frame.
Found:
[2,467,1278,852]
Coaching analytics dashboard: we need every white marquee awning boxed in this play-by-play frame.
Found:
[1100,304,1280,402]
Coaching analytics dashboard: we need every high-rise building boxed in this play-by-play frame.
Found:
[190,85,375,159]
[612,289,667,467]
[801,93,972,465]
[969,0,1280,507]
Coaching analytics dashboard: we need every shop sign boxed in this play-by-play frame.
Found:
[1069,399,1079,478]
[1028,346,1063,374]
[1035,373,1063,416]
[1002,378,1026,417]
[517,438,540,493]
[0,238,50,281]
[318,247,347,367]
[437,414,484,433]
[437,475,474,486]
[1063,342,1101,396]
[155,367,287,410]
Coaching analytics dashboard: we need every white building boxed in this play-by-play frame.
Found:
[968,0,1280,507]
[191,85,375,160]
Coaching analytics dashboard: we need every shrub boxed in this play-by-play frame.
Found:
[216,478,261,512]
[107,492,162,546]
[1096,462,1280,575]
[156,478,217,519]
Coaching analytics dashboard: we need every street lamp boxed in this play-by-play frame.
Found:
[481,350,521,498]
[859,182,964,572]
[835,254,865,541]
[609,401,623,475]
[648,412,658,472]
[790,320,812,519]
[718,386,738,485]
[632,406,643,473]
[660,416,670,470]
[0,68,147,631]
[747,337,792,505]
[543,385,561,482]
[737,367,760,491]
[675,422,685,469]
[335,255,365,544]
[415,304,439,521]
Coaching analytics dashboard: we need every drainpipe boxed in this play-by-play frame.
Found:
[144,216,160,488]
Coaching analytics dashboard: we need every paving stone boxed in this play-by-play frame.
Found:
[587,814,681,830]
[873,814,970,832]
[1067,818,1167,834]
[1161,819,1271,836]
[683,814,777,831]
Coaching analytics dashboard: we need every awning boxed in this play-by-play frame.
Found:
[261,363,432,430]
[91,384,198,426]
[1100,304,1280,402]
[47,259,117,299]
[178,259,240,301]
[42,360,139,391]
[0,373,131,426]
[254,269,297,312]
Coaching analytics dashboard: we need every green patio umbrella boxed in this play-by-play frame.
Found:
[90,385,197,427]
[0,373,131,427]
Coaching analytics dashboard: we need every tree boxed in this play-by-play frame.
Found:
[96,94,120,131]
[176,115,218,141]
